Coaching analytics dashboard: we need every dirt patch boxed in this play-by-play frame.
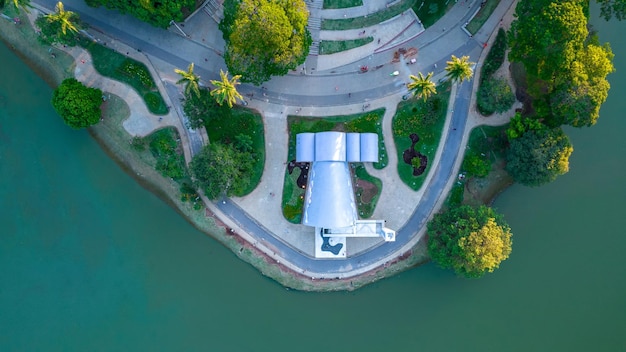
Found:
[355,179,377,204]
[463,159,514,206]
[402,133,428,176]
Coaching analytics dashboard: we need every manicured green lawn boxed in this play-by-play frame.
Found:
[320,37,373,55]
[205,106,265,197]
[282,110,387,223]
[413,0,456,28]
[392,81,451,191]
[79,39,168,115]
[323,0,363,9]
[321,0,414,30]
[465,0,501,35]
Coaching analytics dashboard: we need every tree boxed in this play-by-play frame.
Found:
[407,72,437,101]
[427,205,513,278]
[190,141,255,199]
[223,0,312,85]
[10,0,31,13]
[462,153,491,178]
[52,78,102,129]
[175,63,201,99]
[84,0,194,28]
[508,0,587,84]
[210,70,243,108]
[46,2,79,35]
[506,127,573,186]
[549,43,614,127]
[445,55,474,84]
[597,0,626,20]
[476,77,515,115]
[505,112,545,140]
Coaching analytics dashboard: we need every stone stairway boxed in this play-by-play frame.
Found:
[307,16,322,55]
[203,0,224,23]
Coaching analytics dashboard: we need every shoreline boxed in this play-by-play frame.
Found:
[0,10,512,291]
[0,17,432,291]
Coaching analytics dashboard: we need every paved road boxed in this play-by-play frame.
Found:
[35,0,484,107]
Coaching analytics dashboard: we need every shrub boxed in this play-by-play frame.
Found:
[477,77,515,115]
[481,28,507,81]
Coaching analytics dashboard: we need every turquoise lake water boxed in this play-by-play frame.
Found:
[0,5,624,351]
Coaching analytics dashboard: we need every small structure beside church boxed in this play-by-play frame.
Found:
[296,132,396,259]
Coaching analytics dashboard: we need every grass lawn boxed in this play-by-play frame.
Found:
[79,39,168,115]
[413,0,456,28]
[392,81,451,191]
[205,106,265,196]
[323,0,363,9]
[465,0,501,35]
[321,0,414,30]
[282,109,387,223]
[320,37,373,55]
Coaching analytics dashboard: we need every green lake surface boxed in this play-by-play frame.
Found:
[1,6,625,351]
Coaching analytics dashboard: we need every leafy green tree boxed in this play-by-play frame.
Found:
[190,141,255,199]
[549,43,614,127]
[506,112,545,140]
[445,55,474,84]
[46,2,79,35]
[84,0,194,28]
[407,72,437,101]
[597,0,626,20]
[175,63,201,99]
[508,0,587,84]
[52,78,102,129]
[506,127,573,186]
[427,205,513,278]
[463,153,491,178]
[476,77,515,115]
[223,0,312,85]
[210,70,243,108]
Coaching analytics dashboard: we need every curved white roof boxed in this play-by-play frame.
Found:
[296,131,378,163]
[302,161,357,229]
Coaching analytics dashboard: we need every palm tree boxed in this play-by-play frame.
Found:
[407,72,437,101]
[445,55,475,84]
[45,2,78,35]
[210,70,243,108]
[11,0,32,13]
[174,63,201,98]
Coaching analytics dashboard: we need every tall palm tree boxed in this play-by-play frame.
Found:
[210,70,243,108]
[445,55,475,84]
[45,2,78,35]
[174,63,201,98]
[11,0,32,13]
[407,72,437,101]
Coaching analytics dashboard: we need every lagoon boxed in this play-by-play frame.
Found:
[0,4,625,351]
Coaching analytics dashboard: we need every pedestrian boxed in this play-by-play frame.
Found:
[348,93,351,98]
[377,38,381,44]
